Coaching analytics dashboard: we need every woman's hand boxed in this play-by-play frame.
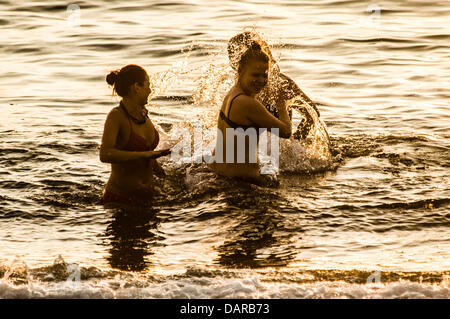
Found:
[243,96,292,138]
[147,148,171,159]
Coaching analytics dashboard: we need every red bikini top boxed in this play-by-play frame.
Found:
[122,127,159,152]
[119,104,159,151]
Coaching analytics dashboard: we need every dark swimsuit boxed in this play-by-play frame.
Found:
[118,102,159,151]
[102,104,159,205]
[221,92,292,123]
[219,93,259,131]
[264,102,293,120]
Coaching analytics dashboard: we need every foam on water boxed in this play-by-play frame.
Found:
[1,260,449,299]
[1,255,449,299]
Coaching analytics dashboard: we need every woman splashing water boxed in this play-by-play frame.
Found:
[210,43,292,184]
[228,32,321,140]
[224,32,332,174]
[100,64,170,205]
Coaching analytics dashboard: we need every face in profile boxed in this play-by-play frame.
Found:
[239,60,269,96]
[135,75,152,106]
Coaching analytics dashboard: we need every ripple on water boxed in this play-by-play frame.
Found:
[0,0,449,283]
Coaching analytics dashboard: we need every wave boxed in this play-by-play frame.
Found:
[2,277,449,299]
[109,2,192,12]
[1,259,449,299]
[340,37,417,44]
[330,133,449,165]
[12,2,99,12]
[80,43,129,52]
[333,198,450,212]
[420,34,450,41]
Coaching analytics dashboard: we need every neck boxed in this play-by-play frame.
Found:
[236,82,255,97]
[122,97,143,112]
[120,97,148,124]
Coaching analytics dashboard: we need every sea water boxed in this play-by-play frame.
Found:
[0,0,449,299]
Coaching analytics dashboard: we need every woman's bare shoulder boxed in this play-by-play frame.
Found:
[235,94,261,107]
[234,95,268,118]
[106,106,124,120]
[103,107,128,132]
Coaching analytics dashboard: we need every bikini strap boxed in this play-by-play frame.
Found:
[119,102,135,145]
[119,101,148,124]
[219,93,260,130]
[227,93,244,118]
[118,101,132,124]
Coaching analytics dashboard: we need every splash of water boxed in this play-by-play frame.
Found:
[151,30,334,175]
[280,97,333,173]
[148,60,190,100]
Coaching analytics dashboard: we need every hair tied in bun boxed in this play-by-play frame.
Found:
[106,70,119,86]
[105,65,148,97]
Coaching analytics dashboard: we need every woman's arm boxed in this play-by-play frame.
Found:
[99,109,165,163]
[242,96,292,138]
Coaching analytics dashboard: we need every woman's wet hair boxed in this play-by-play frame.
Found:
[228,31,274,71]
[237,42,270,74]
[106,64,147,97]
